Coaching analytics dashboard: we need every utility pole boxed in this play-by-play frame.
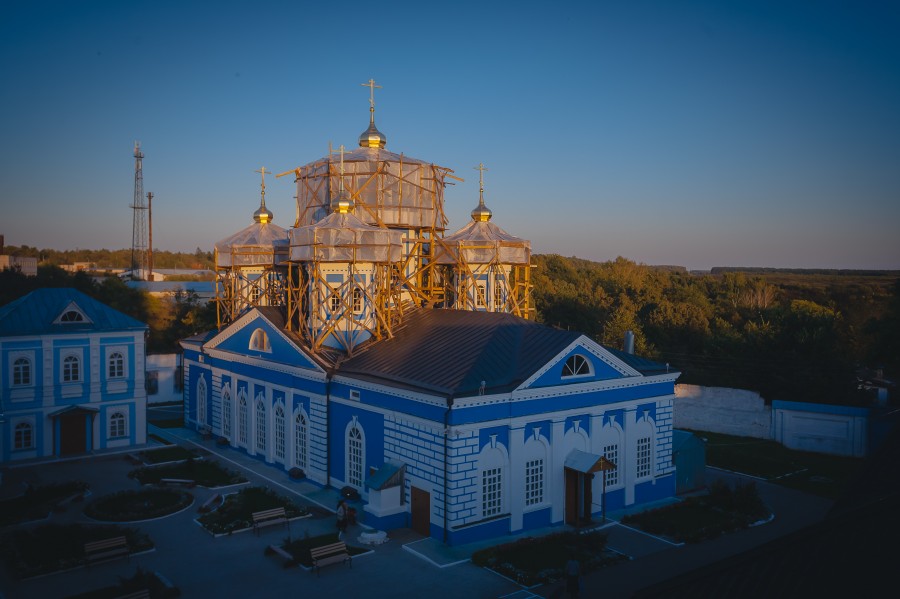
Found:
[130,142,148,280]
[147,191,153,280]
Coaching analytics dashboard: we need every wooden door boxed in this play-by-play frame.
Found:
[60,414,87,456]
[411,486,430,537]
[564,469,578,525]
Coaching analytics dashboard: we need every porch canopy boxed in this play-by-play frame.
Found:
[564,449,616,473]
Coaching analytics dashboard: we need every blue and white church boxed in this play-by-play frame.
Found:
[183,83,680,545]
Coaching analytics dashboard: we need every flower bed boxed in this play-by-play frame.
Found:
[129,458,246,487]
[471,530,623,587]
[84,488,193,522]
[197,486,309,535]
[0,524,153,579]
[0,481,88,527]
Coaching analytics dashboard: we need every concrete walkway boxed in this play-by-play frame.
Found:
[0,428,834,599]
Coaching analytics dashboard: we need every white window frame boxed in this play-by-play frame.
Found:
[274,404,286,462]
[197,376,208,426]
[562,354,592,378]
[62,352,82,383]
[12,355,32,387]
[476,282,487,308]
[478,442,508,519]
[222,386,232,439]
[524,458,544,507]
[238,391,249,446]
[109,410,127,438]
[255,395,267,454]
[249,328,271,352]
[603,442,620,487]
[108,351,125,379]
[352,288,363,313]
[294,410,309,471]
[636,435,652,479]
[14,420,34,450]
[346,422,364,489]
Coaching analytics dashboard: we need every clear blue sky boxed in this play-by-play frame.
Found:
[2,0,899,271]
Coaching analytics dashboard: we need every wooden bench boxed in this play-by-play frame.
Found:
[84,536,130,565]
[252,507,288,535]
[309,541,351,576]
[266,544,297,568]
[159,478,196,488]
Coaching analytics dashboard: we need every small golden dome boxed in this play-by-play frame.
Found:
[253,203,274,224]
[359,115,387,149]
[331,190,354,214]
[471,201,492,222]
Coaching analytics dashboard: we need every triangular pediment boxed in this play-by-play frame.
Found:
[520,336,642,390]
[204,308,321,372]
[53,301,92,325]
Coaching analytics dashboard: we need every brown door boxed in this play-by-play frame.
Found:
[410,486,430,537]
[60,414,87,456]
[564,469,578,525]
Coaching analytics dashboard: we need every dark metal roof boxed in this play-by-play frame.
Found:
[338,309,581,398]
[0,287,147,337]
[605,345,676,376]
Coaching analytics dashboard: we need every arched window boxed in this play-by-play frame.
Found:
[109,411,127,438]
[222,387,232,439]
[14,422,34,450]
[562,354,591,377]
[13,357,31,386]
[60,310,84,322]
[197,377,207,426]
[479,444,507,518]
[635,414,655,481]
[63,355,81,382]
[108,352,125,378]
[256,397,267,453]
[600,419,623,488]
[249,328,271,352]
[294,411,309,471]
[274,404,285,462]
[524,436,548,507]
[238,392,248,446]
[346,423,364,489]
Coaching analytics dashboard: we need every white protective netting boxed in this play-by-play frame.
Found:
[289,211,404,263]
[215,222,289,267]
[288,147,453,230]
[435,219,531,265]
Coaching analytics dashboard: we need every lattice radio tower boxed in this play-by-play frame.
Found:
[130,142,148,280]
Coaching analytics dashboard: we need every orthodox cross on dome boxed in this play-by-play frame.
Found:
[361,78,382,114]
[474,163,488,202]
[253,166,273,224]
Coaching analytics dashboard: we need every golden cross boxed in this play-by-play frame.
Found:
[255,166,268,202]
[474,163,488,202]
[361,78,382,110]
[338,145,346,191]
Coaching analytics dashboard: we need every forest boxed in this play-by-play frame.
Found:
[2,251,898,406]
[532,255,899,405]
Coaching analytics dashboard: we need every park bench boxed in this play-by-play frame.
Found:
[159,478,196,488]
[84,536,130,565]
[309,541,351,576]
[266,544,297,568]
[252,507,288,535]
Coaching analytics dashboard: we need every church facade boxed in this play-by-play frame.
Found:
[182,83,679,545]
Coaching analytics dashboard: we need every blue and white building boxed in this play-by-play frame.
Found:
[181,89,681,545]
[0,288,148,462]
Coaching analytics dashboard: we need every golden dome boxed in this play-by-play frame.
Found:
[252,167,274,223]
[358,78,387,149]
[331,190,354,214]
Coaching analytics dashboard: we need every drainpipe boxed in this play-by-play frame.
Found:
[443,395,454,545]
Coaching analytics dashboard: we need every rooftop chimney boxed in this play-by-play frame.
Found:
[624,330,635,354]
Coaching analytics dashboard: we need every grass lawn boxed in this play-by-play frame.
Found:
[84,488,193,521]
[129,458,247,487]
[0,481,88,527]
[471,530,624,586]
[0,524,153,579]
[276,532,369,568]
[197,486,309,535]
[687,429,864,499]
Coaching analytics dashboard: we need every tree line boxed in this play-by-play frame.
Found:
[532,255,899,405]
[2,245,215,270]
